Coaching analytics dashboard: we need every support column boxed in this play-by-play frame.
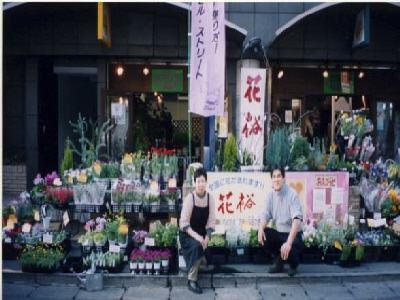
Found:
[26,58,39,190]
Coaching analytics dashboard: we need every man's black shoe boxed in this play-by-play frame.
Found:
[288,267,298,277]
[268,257,284,273]
[188,280,203,294]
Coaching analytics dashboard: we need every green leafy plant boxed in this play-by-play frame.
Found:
[2,204,16,220]
[69,113,113,168]
[290,135,310,166]
[242,148,253,166]
[150,220,178,247]
[208,234,226,247]
[223,133,239,171]
[265,127,291,168]
[60,137,74,175]
[249,229,260,247]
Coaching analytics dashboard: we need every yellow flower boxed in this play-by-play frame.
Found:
[118,223,129,235]
[123,153,133,164]
[93,162,102,175]
[329,144,337,152]
[355,116,363,124]
[78,173,88,183]
[388,189,397,199]
[334,239,342,251]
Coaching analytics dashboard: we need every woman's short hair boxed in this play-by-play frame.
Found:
[194,167,207,181]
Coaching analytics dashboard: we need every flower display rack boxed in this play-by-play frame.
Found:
[227,247,251,264]
[111,203,142,213]
[73,204,103,213]
[206,246,228,265]
[143,202,182,214]
[249,247,273,264]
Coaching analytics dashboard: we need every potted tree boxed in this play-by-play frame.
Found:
[223,133,239,172]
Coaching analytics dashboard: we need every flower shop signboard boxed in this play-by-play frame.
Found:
[239,68,267,168]
[207,172,349,227]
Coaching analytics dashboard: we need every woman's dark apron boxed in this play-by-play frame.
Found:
[179,193,209,271]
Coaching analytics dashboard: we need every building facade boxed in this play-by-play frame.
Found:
[3,2,400,190]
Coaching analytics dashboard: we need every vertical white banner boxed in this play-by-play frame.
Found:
[190,2,225,117]
[239,68,266,166]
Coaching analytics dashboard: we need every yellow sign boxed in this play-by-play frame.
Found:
[97,2,111,48]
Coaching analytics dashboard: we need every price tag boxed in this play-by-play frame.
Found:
[63,211,70,227]
[144,237,155,246]
[43,233,53,244]
[6,220,14,229]
[170,217,177,226]
[109,244,120,253]
[149,222,156,232]
[22,223,32,233]
[236,247,244,255]
[373,212,382,220]
[34,210,40,221]
[123,255,128,262]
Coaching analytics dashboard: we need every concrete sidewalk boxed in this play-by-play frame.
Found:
[3,261,400,300]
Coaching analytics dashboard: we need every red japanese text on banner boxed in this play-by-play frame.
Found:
[190,2,225,117]
[239,68,266,166]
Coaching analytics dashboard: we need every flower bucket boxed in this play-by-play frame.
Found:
[42,217,52,231]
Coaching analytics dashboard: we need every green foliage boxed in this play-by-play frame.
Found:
[265,127,291,168]
[60,137,74,175]
[249,229,260,247]
[3,204,16,219]
[208,234,226,247]
[242,148,253,166]
[150,220,178,247]
[223,133,239,171]
[101,162,120,178]
[69,113,113,168]
[308,137,325,170]
[290,135,310,165]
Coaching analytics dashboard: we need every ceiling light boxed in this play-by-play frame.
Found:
[323,69,329,78]
[358,70,364,79]
[143,66,149,76]
[277,69,284,79]
[116,64,124,76]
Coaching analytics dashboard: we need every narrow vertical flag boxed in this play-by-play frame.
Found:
[190,2,225,117]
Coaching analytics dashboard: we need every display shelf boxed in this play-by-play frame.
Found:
[110,203,142,213]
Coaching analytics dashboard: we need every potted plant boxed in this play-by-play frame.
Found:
[2,204,16,226]
[289,135,310,170]
[145,190,160,212]
[265,126,291,169]
[30,174,47,204]
[144,250,154,275]
[240,148,253,172]
[93,232,107,247]
[129,248,144,274]
[132,230,149,251]
[117,223,129,247]
[162,187,179,205]
[18,244,65,273]
[223,133,239,172]
[160,248,170,270]
[105,220,118,245]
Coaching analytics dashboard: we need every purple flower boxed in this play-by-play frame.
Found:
[45,171,59,186]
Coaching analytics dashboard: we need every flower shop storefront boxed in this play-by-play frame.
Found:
[4,163,400,274]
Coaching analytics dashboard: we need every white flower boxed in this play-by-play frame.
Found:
[53,178,62,186]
